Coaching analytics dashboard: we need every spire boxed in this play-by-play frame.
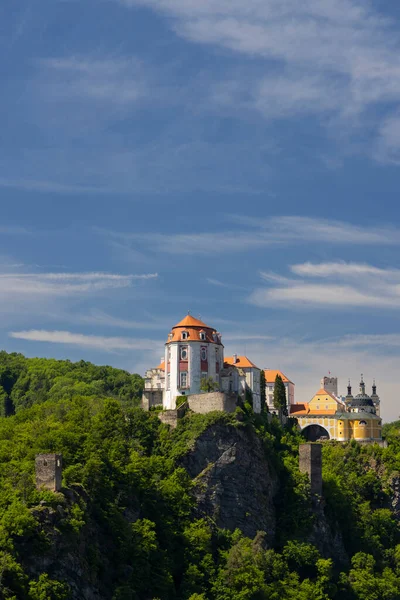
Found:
[347,378,352,397]
[372,378,377,396]
[359,374,365,395]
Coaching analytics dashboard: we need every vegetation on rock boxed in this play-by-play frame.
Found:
[0,351,400,599]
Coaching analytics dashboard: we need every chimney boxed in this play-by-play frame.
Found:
[233,353,238,364]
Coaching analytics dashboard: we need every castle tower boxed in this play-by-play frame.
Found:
[299,443,322,496]
[321,375,338,397]
[371,379,380,417]
[163,314,224,410]
[35,454,62,492]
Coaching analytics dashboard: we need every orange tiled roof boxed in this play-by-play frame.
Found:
[290,403,308,414]
[289,403,338,416]
[224,356,259,369]
[155,361,165,370]
[167,327,220,344]
[264,369,293,384]
[173,315,211,329]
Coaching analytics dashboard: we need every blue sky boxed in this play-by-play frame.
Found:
[2,0,400,420]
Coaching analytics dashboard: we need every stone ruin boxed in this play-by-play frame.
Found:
[35,453,62,492]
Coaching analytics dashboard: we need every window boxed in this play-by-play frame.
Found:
[201,371,208,379]
[359,420,367,426]
[181,331,188,340]
[200,332,206,341]
[180,346,188,360]
[167,373,170,390]
[316,405,320,410]
[325,405,329,410]
[168,347,171,359]
[180,372,188,388]
[201,347,207,361]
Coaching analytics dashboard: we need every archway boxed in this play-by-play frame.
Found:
[302,424,330,442]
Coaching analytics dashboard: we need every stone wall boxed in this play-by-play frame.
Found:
[188,392,238,414]
[299,443,322,496]
[158,401,188,429]
[35,453,62,492]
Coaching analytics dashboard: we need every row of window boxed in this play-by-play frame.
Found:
[166,371,212,390]
[179,346,208,361]
[181,331,207,341]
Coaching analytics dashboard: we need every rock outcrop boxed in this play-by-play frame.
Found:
[180,423,279,542]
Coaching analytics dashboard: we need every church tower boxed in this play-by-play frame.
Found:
[371,379,380,417]
[163,315,224,410]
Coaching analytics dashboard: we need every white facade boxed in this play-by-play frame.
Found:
[162,316,224,410]
[265,370,295,412]
[142,317,262,414]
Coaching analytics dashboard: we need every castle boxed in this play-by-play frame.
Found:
[142,314,382,442]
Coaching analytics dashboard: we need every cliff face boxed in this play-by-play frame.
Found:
[180,423,279,542]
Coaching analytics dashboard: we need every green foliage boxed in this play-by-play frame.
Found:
[273,374,288,417]
[3,351,400,598]
[260,370,267,413]
[200,377,219,392]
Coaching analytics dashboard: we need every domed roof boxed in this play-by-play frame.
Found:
[349,393,374,408]
[167,314,222,345]
[172,315,212,330]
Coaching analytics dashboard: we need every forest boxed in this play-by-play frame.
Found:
[1,351,400,599]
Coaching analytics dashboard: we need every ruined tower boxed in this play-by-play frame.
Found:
[299,443,322,496]
[35,454,62,492]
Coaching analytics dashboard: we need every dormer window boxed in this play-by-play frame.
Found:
[181,331,188,340]
[200,331,206,341]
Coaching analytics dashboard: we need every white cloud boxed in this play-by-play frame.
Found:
[250,261,400,309]
[102,216,400,258]
[236,215,400,245]
[0,272,157,297]
[117,0,400,159]
[291,262,400,279]
[9,329,159,351]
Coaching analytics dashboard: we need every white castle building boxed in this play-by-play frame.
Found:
[142,314,262,413]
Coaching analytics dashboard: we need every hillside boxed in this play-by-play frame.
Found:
[1,352,400,599]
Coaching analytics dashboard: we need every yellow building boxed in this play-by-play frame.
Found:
[290,378,382,443]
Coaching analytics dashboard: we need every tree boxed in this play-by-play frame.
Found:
[260,370,267,412]
[273,374,288,417]
[200,377,219,392]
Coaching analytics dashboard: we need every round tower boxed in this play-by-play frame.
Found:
[163,314,224,409]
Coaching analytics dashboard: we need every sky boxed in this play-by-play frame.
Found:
[2,0,400,421]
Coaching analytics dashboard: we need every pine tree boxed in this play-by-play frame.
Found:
[273,374,288,417]
[260,370,267,412]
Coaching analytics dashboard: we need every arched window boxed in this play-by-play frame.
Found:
[200,332,206,341]
[180,346,188,360]
[201,347,207,361]
[181,331,188,340]
[359,420,367,426]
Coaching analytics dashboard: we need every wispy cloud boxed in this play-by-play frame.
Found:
[0,177,108,195]
[9,329,160,351]
[36,56,148,106]
[117,0,400,160]
[250,261,400,310]
[101,216,400,258]
[0,271,157,298]
[234,215,400,245]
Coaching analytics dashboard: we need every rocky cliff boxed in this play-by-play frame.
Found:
[180,423,279,542]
